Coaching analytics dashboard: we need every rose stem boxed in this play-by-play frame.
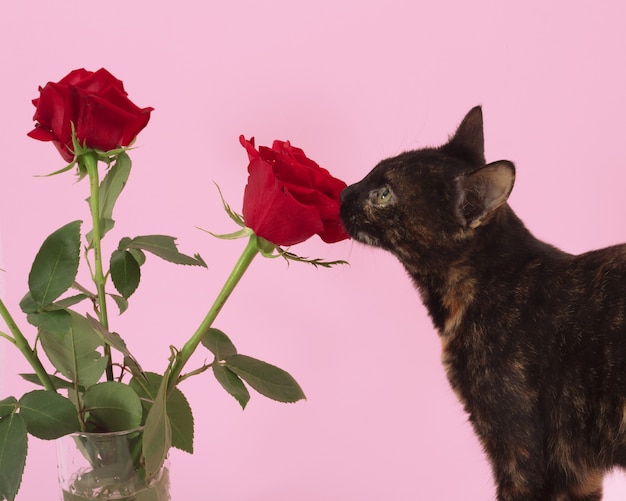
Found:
[167,234,260,394]
[0,297,56,392]
[82,151,113,382]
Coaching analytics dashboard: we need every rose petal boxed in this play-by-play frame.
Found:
[58,68,93,86]
[28,68,152,161]
[240,135,349,246]
[76,68,125,95]
[239,135,259,161]
[243,158,324,246]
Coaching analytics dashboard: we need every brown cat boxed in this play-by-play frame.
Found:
[340,107,626,501]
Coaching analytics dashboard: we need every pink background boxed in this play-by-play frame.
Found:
[1,1,626,499]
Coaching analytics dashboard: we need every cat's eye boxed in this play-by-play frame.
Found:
[375,185,394,205]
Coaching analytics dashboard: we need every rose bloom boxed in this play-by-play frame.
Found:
[240,136,349,247]
[28,68,153,162]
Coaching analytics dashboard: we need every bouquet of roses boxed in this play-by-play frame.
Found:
[0,68,348,501]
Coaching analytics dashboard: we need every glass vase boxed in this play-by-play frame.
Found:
[56,428,170,501]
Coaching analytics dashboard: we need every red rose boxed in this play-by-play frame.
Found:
[240,136,349,246]
[27,68,153,162]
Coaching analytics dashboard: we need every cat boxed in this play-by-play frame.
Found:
[339,106,626,501]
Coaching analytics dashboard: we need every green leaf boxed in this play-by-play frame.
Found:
[128,248,146,266]
[123,356,149,385]
[0,398,17,420]
[85,315,131,357]
[82,381,142,432]
[19,390,80,440]
[225,354,306,403]
[142,372,171,481]
[130,373,194,454]
[28,221,82,309]
[124,235,206,267]
[39,312,107,387]
[91,151,131,243]
[166,387,194,454]
[26,309,71,335]
[0,412,27,501]
[201,328,238,360]
[18,292,38,314]
[110,249,141,299]
[53,293,89,309]
[85,315,145,379]
[69,281,95,298]
[109,293,129,315]
[85,151,131,245]
[212,364,250,409]
[117,236,132,250]
[19,373,80,391]
[86,220,114,249]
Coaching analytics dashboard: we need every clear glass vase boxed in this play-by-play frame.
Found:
[56,428,170,501]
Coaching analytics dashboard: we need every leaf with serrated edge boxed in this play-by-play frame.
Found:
[85,152,131,245]
[142,371,171,481]
[26,309,71,335]
[19,373,80,391]
[130,372,193,454]
[201,328,237,359]
[19,390,80,439]
[85,314,131,357]
[28,220,82,309]
[82,382,142,432]
[225,354,306,403]
[110,249,141,298]
[52,293,89,309]
[85,315,146,382]
[18,292,38,314]
[109,293,129,315]
[128,247,146,266]
[39,311,107,387]
[213,364,250,409]
[0,398,17,420]
[98,152,131,226]
[0,412,27,501]
[126,235,206,267]
[70,281,95,297]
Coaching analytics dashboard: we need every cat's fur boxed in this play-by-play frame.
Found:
[340,107,626,501]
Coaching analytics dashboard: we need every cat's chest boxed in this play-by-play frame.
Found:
[437,306,541,421]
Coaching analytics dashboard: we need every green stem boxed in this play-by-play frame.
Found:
[0,331,15,344]
[83,152,113,381]
[168,235,260,393]
[0,297,56,392]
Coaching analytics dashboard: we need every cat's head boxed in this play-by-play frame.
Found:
[340,107,516,268]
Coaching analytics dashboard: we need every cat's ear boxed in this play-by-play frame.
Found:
[455,161,515,229]
[442,106,485,166]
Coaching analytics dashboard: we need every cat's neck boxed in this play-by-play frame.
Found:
[400,205,566,334]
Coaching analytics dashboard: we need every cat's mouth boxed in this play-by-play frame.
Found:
[352,230,380,247]
[340,207,381,247]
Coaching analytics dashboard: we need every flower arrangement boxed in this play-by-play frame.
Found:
[0,68,348,500]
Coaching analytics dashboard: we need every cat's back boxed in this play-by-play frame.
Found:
[457,224,626,341]
[511,240,626,324]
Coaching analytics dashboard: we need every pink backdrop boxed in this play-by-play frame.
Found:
[2,1,626,499]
